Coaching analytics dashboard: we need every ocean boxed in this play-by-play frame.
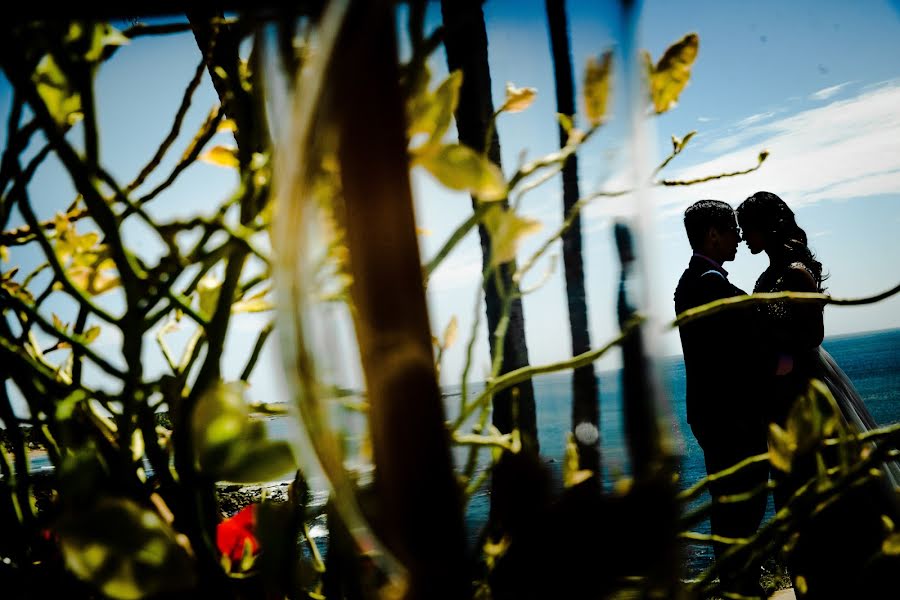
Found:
[21,328,900,576]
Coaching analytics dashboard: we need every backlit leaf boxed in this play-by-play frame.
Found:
[217,118,237,133]
[500,82,537,113]
[33,54,82,127]
[883,533,900,555]
[197,276,221,318]
[442,316,458,350]
[768,423,796,472]
[231,298,273,313]
[415,143,507,201]
[407,70,462,147]
[0,246,8,262]
[557,113,574,134]
[192,381,298,483]
[199,145,240,169]
[672,130,696,153]
[647,33,699,114]
[563,432,593,488]
[57,496,195,599]
[52,313,66,332]
[82,325,101,343]
[583,50,613,126]
[482,205,542,267]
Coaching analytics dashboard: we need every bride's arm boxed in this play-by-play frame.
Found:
[777,264,825,351]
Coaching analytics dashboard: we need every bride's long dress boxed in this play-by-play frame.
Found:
[755,260,900,598]
[755,261,900,487]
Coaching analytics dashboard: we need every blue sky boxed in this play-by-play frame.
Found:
[2,0,900,410]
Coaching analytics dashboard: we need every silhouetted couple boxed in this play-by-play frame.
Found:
[675,192,900,599]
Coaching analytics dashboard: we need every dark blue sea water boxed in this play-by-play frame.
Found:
[456,328,900,576]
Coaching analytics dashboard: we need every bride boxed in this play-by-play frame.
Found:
[736,190,900,599]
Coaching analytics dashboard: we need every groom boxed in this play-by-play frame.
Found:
[674,200,769,597]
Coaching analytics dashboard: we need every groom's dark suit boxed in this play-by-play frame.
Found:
[675,254,768,586]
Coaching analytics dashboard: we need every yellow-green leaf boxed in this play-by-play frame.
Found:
[647,33,699,114]
[557,113,574,133]
[768,423,796,472]
[583,50,613,126]
[199,145,240,169]
[33,54,82,127]
[883,533,900,555]
[82,325,101,343]
[563,432,593,488]
[500,82,537,113]
[0,245,8,262]
[415,143,507,201]
[231,298,273,314]
[57,496,195,599]
[442,316,458,350]
[52,313,66,332]
[197,275,222,317]
[482,205,541,267]
[218,118,237,133]
[192,382,298,483]
[672,130,696,153]
[407,70,463,147]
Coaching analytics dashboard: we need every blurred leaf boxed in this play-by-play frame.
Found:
[56,388,88,421]
[52,313,67,332]
[82,325,101,343]
[482,205,542,267]
[442,315,458,350]
[647,33,699,114]
[32,54,82,127]
[883,533,900,555]
[231,297,273,314]
[217,118,237,133]
[57,496,195,599]
[0,245,8,262]
[563,432,593,488]
[83,23,130,63]
[672,130,696,153]
[193,382,298,483]
[199,145,240,169]
[583,50,613,126]
[557,113,574,134]
[500,82,537,113]
[197,275,221,318]
[415,143,507,201]
[407,69,462,147]
[768,423,796,472]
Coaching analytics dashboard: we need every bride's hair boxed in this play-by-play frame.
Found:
[736,191,827,289]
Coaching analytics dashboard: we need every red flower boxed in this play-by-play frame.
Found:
[216,504,260,562]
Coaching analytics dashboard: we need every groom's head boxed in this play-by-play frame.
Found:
[683,200,741,263]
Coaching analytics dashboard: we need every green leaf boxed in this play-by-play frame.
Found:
[768,423,796,472]
[0,246,8,262]
[197,275,222,318]
[883,533,900,555]
[199,145,240,169]
[583,50,613,126]
[415,143,507,201]
[500,82,537,113]
[231,298,273,314]
[672,130,697,153]
[57,496,195,599]
[557,113,574,134]
[647,33,699,114]
[407,70,463,147]
[192,382,298,483]
[482,205,542,267]
[563,432,593,488]
[33,54,82,127]
[82,325,101,343]
[442,316,458,350]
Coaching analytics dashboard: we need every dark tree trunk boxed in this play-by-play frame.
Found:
[440,0,539,454]
[545,0,601,477]
[334,3,468,598]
